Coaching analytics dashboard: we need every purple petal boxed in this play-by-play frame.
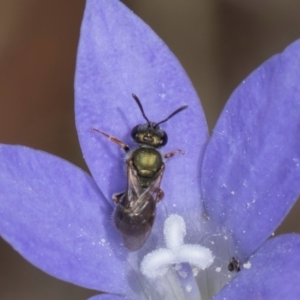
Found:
[88,295,126,300]
[0,145,130,294]
[202,40,300,258]
[75,0,208,219]
[213,234,300,299]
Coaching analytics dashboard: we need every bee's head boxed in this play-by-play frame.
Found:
[130,94,187,148]
[131,122,167,148]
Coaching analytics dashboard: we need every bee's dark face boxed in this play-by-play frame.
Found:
[131,122,168,147]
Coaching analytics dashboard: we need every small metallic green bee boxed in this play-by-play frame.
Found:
[93,94,187,251]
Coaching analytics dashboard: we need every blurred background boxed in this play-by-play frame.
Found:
[0,0,300,298]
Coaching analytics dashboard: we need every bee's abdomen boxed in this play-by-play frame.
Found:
[132,147,162,178]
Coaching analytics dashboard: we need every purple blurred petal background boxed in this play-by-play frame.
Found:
[1,0,300,299]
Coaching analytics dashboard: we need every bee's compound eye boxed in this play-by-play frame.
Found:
[160,132,168,146]
[131,125,140,141]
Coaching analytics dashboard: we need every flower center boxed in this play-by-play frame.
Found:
[140,214,214,299]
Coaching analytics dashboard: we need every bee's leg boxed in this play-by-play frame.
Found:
[164,149,185,159]
[113,192,125,204]
[156,189,164,203]
[91,128,130,152]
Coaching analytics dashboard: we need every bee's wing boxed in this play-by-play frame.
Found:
[128,162,165,212]
[126,163,143,203]
[119,163,165,251]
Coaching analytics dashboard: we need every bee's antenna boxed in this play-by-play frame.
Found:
[132,94,151,125]
[156,105,188,126]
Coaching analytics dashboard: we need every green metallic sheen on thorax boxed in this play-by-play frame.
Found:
[132,146,163,179]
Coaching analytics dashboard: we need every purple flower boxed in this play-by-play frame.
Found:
[1,0,300,299]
